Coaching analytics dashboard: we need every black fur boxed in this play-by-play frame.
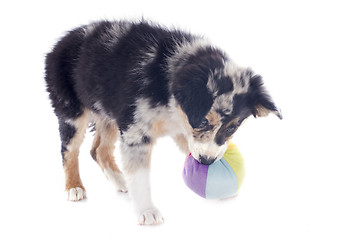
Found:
[45,28,85,120]
[45,19,280,161]
[58,120,76,160]
[248,75,280,118]
[172,47,227,128]
[69,21,190,132]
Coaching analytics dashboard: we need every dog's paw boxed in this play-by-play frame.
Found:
[117,183,128,193]
[138,208,164,225]
[67,187,86,201]
[115,173,128,193]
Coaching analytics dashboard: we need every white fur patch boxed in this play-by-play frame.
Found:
[209,61,254,117]
[102,22,132,50]
[138,208,164,225]
[67,187,86,201]
[223,60,251,94]
[103,166,128,192]
[121,98,184,145]
[207,74,219,97]
[127,168,164,225]
[83,22,100,36]
[128,44,159,87]
[189,137,228,162]
[63,118,76,126]
[167,38,212,90]
[169,38,211,66]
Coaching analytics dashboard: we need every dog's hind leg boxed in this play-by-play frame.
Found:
[90,116,127,192]
[59,110,90,201]
[45,27,90,201]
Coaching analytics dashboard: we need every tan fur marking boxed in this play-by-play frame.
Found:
[91,114,127,192]
[64,110,90,191]
[92,115,122,174]
[174,134,189,154]
[225,119,236,129]
[205,110,221,126]
[191,110,222,143]
[255,105,271,117]
[64,151,84,190]
[151,120,165,138]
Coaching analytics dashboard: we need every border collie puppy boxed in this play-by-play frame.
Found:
[45,20,282,225]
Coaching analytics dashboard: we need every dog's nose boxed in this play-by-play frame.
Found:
[199,155,216,165]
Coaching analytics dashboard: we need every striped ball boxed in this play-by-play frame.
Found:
[182,142,245,199]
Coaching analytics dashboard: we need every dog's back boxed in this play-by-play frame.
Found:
[45,20,192,130]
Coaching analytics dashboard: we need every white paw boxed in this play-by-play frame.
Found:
[114,173,128,193]
[67,187,86,201]
[138,208,164,225]
[117,181,128,193]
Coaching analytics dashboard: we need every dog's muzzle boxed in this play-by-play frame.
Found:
[199,155,217,165]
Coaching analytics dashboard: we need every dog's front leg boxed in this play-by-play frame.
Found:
[120,141,164,225]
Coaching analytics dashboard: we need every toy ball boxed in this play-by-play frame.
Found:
[182,142,245,199]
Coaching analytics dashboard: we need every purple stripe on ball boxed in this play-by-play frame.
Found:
[182,154,208,198]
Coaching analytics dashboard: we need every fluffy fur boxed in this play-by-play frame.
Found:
[45,20,281,225]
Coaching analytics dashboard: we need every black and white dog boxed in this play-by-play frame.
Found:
[45,20,281,225]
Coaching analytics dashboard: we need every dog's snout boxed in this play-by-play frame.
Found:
[199,155,216,165]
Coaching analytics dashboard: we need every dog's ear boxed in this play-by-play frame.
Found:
[248,75,282,119]
[172,64,214,128]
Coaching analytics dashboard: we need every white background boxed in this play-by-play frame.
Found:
[1,0,345,239]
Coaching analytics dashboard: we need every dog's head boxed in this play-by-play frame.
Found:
[171,46,282,164]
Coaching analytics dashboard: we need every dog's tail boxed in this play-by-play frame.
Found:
[45,27,86,120]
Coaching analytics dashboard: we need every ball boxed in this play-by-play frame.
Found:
[182,142,245,199]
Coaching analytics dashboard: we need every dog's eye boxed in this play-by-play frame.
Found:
[199,119,209,128]
[226,124,236,135]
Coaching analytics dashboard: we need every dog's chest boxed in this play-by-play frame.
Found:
[134,98,185,138]
[151,113,183,138]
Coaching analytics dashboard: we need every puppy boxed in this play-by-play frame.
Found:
[45,20,282,225]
